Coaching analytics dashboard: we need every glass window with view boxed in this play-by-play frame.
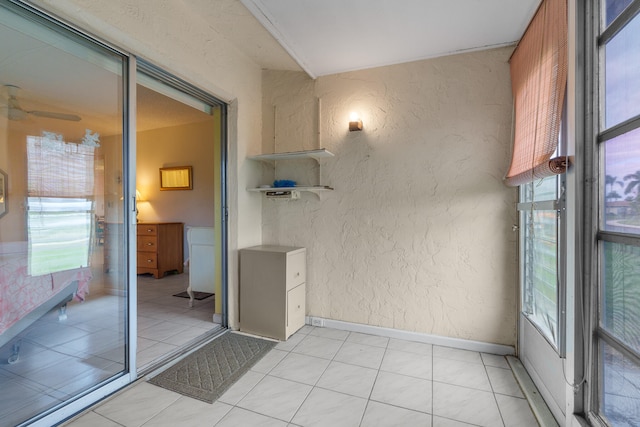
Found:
[596,1,640,425]
[520,176,560,348]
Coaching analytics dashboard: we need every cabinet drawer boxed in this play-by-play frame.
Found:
[287,283,305,328]
[286,251,306,289]
[137,236,157,252]
[137,252,157,268]
[137,224,157,236]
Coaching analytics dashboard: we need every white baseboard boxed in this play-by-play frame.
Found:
[305,316,514,355]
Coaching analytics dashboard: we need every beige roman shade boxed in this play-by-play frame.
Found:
[505,0,568,187]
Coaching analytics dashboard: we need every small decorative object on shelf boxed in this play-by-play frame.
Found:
[273,179,296,188]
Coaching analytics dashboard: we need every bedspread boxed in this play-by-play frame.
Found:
[0,242,91,335]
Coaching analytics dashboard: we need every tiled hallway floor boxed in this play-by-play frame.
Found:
[65,326,539,427]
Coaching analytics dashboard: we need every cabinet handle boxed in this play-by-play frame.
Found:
[147,229,152,232]
[147,242,153,246]
[147,259,153,263]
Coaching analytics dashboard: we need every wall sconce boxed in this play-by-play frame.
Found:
[349,112,363,132]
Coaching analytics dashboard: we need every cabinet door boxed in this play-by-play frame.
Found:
[287,283,305,332]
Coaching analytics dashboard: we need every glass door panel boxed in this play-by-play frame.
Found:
[0,3,129,425]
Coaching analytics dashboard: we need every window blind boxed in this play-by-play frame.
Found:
[505,0,568,187]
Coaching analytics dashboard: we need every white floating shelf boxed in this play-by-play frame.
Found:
[248,148,334,162]
[248,186,334,195]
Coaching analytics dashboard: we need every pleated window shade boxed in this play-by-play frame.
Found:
[27,135,95,198]
[505,0,568,187]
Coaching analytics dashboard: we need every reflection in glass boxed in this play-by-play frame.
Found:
[601,341,640,426]
[605,11,640,128]
[603,127,640,235]
[0,3,127,425]
[520,176,558,203]
[602,242,640,353]
[522,209,559,346]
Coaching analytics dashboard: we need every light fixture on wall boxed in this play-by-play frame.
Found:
[349,112,363,132]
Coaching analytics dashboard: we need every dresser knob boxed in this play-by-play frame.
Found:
[147,259,153,263]
[147,242,153,246]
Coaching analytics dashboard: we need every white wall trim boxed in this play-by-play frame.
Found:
[305,316,515,355]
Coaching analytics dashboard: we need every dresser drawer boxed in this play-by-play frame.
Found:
[137,252,157,268]
[137,224,157,236]
[137,236,157,252]
[286,251,306,289]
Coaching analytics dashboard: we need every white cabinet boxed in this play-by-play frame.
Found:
[186,226,215,307]
[240,245,306,340]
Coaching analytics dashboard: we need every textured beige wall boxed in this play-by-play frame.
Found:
[34,0,265,328]
[262,47,518,345]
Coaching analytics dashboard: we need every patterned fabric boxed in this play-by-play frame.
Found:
[0,242,91,335]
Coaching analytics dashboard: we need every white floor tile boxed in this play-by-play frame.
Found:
[433,346,482,364]
[346,332,389,348]
[495,394,539,427]
[275,333,305,352]
[215,406,289,427]
[144,398,231,426]
[370,371,432,413]
[137,321,191,342]
[432,416,477,426]
[237,375,312,421]
[218,370,264,405]
[292,335,344,359]
[316,361,378,398]
[94,382,180,427]
[251,349,289,374]
[309,327,350,340]
[361,400,432,427]
[291,387,368,427]
[433,357,492,391]
[381,348,432,380]
[487,366,525,398]
[269,352,330,385]
[136,342,179,367]
[162,326,212,346]
[65,410,125,427]
[432,382,503,427]
[334,342,386,369]
[387,338,433,356]
[481,353,510,369]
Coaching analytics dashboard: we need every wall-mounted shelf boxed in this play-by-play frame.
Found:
[248,185,333,196]
[249,149,334,200]
[248,148,334,162]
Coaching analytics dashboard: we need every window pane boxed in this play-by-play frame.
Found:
[520,176,558,203]
[601,341,640,426]
[603,127,640,235]
[602,242,640,352]
[523,209,558,346]
[604,0,634,26]
[604,11,640,128]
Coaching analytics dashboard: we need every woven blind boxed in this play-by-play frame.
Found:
[27,135,95,198]
[505,0,568,187]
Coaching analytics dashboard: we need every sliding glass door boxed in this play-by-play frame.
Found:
[0,2,132,425]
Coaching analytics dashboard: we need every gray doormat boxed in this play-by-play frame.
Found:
[148,332,275,403]
[172,291,214,300]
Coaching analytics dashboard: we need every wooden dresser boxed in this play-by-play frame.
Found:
[137,222,184,279]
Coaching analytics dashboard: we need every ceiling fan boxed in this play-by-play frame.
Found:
[4,85,81,122]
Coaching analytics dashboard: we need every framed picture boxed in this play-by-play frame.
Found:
[159,166,192,190]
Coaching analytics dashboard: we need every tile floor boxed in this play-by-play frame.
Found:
[65,326,539,427]
[0,271,219,426]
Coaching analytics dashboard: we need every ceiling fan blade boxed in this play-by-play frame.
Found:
[29,110,82,121]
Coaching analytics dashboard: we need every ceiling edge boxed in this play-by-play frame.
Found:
[240,0,317,79]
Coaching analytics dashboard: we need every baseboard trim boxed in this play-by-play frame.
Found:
[305,316,514,355]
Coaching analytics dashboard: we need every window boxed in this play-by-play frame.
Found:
[26,133,96,276]
[594,1,640,425]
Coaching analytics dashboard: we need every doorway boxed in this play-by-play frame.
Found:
[133,66,227,373]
